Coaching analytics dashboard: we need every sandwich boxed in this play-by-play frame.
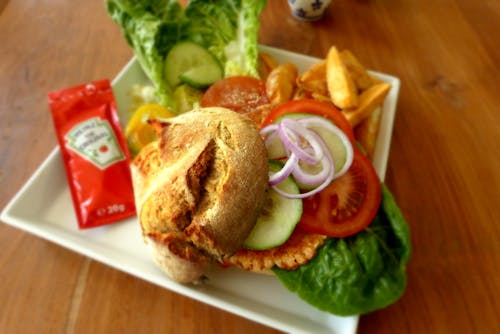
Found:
[130,107,268,283]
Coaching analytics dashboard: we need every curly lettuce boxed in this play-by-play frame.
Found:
[273,184,411,316]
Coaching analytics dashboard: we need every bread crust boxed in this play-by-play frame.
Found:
[146,232,210,283]
[131,107,268,282]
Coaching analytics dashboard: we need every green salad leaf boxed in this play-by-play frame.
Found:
[185,0,266,77]
[105,0,266,109]
[106,0,186,107]
[273,184,411,316]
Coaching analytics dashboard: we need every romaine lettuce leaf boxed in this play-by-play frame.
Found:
[106,0,186,108]
[185,0,266,77]
[106,0,266,110]
[273,184,411,316]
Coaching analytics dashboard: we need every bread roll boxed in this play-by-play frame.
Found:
[131,107,268,283]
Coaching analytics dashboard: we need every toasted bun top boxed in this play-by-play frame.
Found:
[131,107,269,260]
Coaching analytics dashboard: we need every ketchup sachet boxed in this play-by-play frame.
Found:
[48,79,136,228]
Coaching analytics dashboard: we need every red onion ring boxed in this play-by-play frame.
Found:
[259,123,278,136]
[272,151,335,199]
[260,115,354,199]
[268,153,299,186]
[292,132,334,186]
[278,118,324,164]
[298,117,354,178]
[264,130,279,148]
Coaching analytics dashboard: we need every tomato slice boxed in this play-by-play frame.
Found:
[201,76,269,114]
[298,149,381,238]
[262,99,355,143]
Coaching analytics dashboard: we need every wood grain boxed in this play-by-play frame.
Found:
[1,0,499,333]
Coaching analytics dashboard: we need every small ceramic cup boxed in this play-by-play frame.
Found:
[288,0,332,21]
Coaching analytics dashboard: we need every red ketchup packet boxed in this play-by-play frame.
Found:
[48,79,136,228]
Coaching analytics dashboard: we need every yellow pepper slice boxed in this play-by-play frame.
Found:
[125,103,174,156]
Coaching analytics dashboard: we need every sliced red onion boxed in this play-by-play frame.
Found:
[260,115,354,199]
[292,160,332,187]
[292,132,334,186]
[262,127,287,159]
[268,153,299,186]
[278,118,324,164]
[260,123,279,136]
[272,152,335,199]
[298,117,354,178]
[264,130,279,147]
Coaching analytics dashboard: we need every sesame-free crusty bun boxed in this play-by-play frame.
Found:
[131,107,269,283]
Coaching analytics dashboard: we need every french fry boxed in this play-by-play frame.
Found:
[258,52,279,81]
[311,92,333,104]
[355,105,383,160]
[292,87,313,100]
[297,60,328,96]
[266,62,299,105]
[342,82,391,127]
[340,49,374,91]
[326,46,359,109]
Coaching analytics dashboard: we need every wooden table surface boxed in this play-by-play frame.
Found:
[1,0,499,333]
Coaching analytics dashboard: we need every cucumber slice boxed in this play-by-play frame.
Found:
[243,161,303,250]
[180,65,222,89]
[308,123,348,175]
[164,42,222,88]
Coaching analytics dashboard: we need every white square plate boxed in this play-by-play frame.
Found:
[1,45,400,334]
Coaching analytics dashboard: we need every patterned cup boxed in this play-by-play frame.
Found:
[288,0,332,21]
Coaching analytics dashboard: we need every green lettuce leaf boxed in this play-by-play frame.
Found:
[273,184,411,316]
[106,0,186,107]
[185,0,266,77]
[106,0,266,109]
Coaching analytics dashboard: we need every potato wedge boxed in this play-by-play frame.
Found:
[326,46,359,109]
[258,52,279,81]
[297,60,328,96]
[340,49,374,91]
[266,62,298,105]
[355,106,383,160]
[311,92,333,104]
[343,82,391,127]
[292,87,313,100]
